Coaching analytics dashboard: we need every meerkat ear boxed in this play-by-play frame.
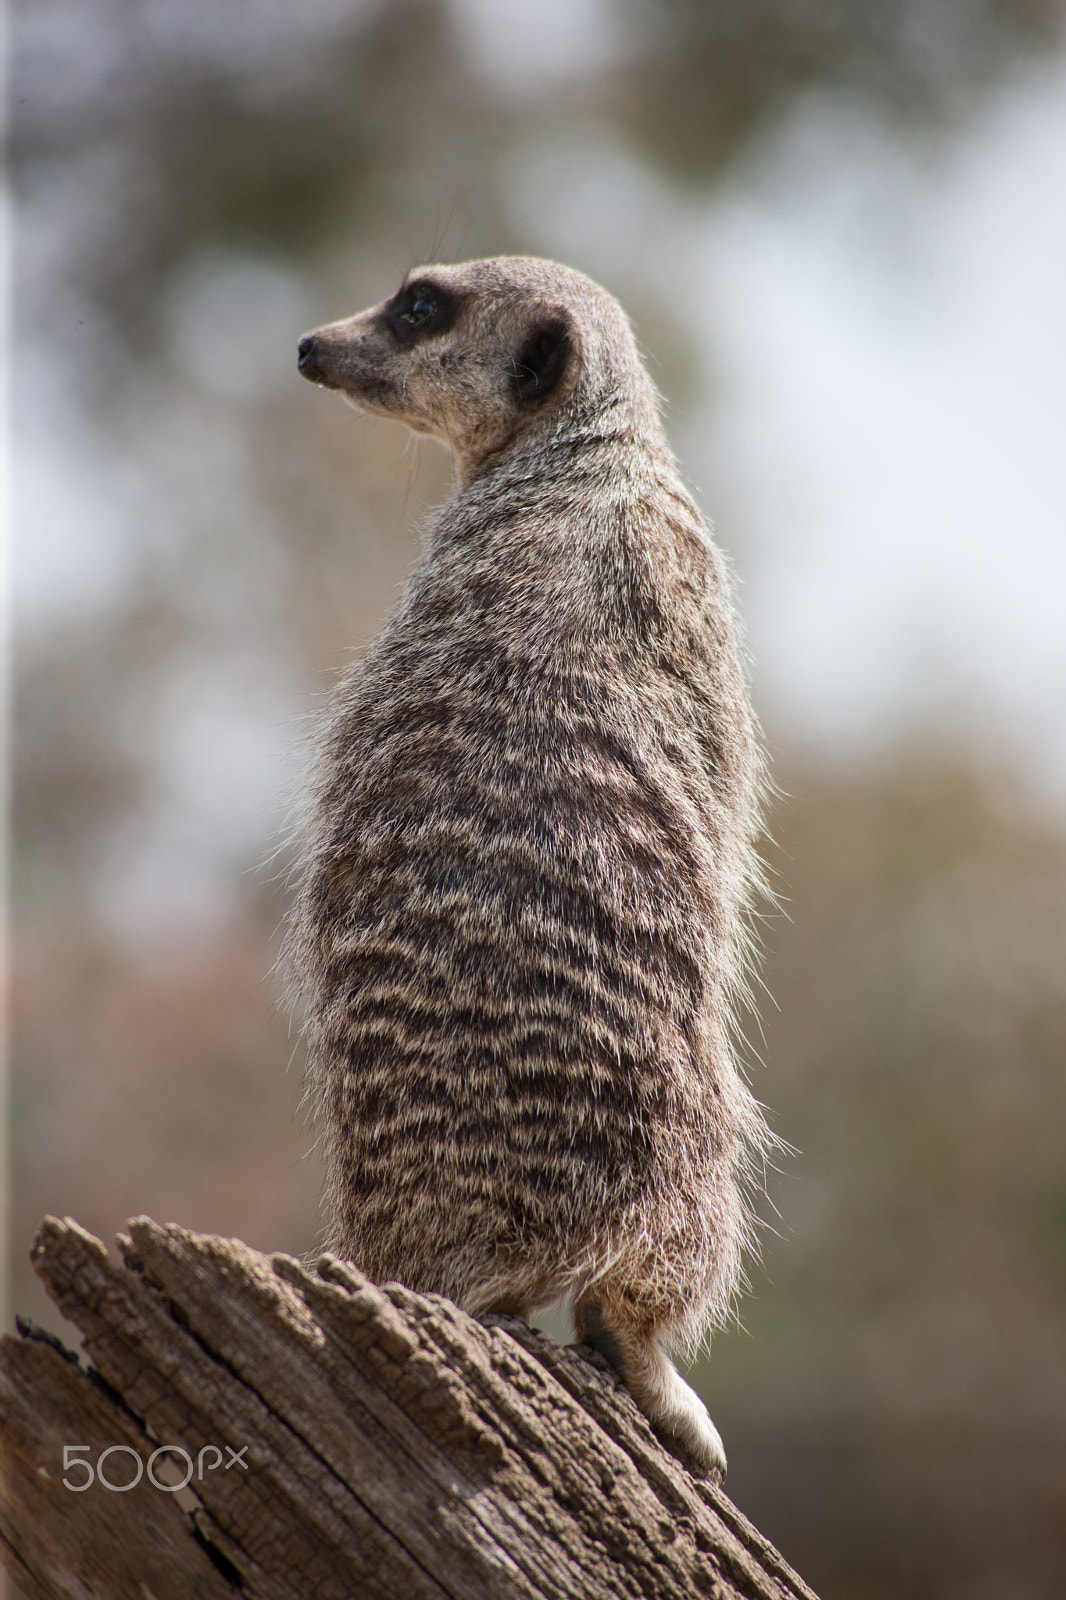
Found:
[512,316,572,404]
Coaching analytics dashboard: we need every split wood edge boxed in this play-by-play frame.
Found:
[0,1216,819,1600]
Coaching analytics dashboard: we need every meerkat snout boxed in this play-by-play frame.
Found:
[289,255,772,1479]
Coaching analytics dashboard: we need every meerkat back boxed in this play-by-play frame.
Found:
[291,255,770,1478]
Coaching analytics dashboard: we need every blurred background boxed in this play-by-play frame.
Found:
[7,2,1066,1595]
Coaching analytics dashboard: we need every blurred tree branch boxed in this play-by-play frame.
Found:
[616,0,1066,178]
[11,0,1065,336]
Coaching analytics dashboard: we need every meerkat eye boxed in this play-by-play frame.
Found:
[405,294,437,325]
[386,282,458,344]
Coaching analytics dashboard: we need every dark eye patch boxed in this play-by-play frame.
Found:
[385,280,459,345]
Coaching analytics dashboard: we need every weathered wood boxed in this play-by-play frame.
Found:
[1,1217,818,1600]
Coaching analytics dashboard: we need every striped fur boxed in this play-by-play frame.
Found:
[290,258,770,1474]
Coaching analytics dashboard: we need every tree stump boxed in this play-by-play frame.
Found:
[0,1216,818,1599]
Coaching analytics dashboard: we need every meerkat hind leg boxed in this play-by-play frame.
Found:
[575,1297,727,1481]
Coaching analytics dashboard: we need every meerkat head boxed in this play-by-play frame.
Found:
[297,256,655,479]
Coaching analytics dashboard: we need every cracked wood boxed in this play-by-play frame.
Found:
[0,1217,819,1600]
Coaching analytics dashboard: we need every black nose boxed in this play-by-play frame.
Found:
[297,334,322,381]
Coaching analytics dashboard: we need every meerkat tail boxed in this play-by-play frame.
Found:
[576,1299,727,1481]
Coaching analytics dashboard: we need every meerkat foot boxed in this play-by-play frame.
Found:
[575,1299,727,1481]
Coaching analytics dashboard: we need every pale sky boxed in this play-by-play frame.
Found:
[697,58,1066,786]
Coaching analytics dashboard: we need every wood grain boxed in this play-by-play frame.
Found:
[1,1217,818,1600]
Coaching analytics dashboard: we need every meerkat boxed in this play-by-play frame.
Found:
[291,256,770,1478]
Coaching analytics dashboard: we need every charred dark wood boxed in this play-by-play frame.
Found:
[0,1217,818,1600]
